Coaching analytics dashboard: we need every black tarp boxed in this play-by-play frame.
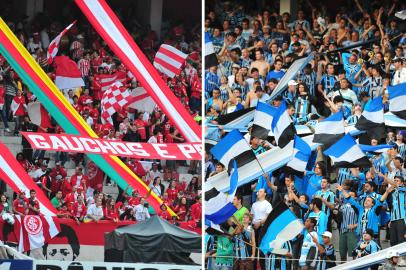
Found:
[104,216,201,264]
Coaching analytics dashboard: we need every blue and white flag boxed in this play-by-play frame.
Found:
[286,135,312,176]
[205,32,219,69]
[252,102,278,140]
[324,134,371,168]
[271,101,296,148]
[388,82,406,120]
[313,111,345,148]
[259,202,304,254]
[210,129,256,170]
[359,144,394,154]
[205,160,238,224]
[356,96,385,140]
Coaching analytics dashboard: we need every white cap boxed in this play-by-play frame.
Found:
[387,250,400,259]
[322,231,332,239]
[288,80,298,86]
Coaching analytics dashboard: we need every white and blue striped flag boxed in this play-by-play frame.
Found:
[324,134,371,168]
[205,160,239,224]
[356,96,385,140]
[313,111,345,148]
[286,135,312,176]
[388,82,406,120]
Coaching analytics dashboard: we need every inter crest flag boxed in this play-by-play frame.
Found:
[14,215,61,252]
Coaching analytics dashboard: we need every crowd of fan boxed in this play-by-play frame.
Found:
[0,9,202,227]
[205,0,405,269]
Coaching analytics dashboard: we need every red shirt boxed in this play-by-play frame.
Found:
[103,207,119,220]
[174,204,187,221]
[158,210,172,221]
[78,94,93,106]
[71,201,87,218]
[127,196,141,208]
[70,174,88,189]
[133,119,147,140]
[166,188,178,202]
[13,198,28,214]
[27,198,40,215]
[190,202,201,221]
[58,209,72,218]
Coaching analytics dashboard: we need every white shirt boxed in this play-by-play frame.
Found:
[251,199,273,223]
[134,204,150,221]
[33,168,46,180]
[86,204,103,220]
[392,67,406,85]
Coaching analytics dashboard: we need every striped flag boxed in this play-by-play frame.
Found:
[356,96,385,140]
[259,202,304,254]
[252,102,277,140]
[271,101,296,148]
[15,215,60,252]
[204,32,219,69]
[205,160,238,224]
[47,21,76,64]
[210,129,256,171]
[324,134,371,168]
[54,56,85,90]
[27,102,52,128]
[286,135,312,176]
[359,144,394,154]
[388,82,406,120]
[153,44,187,78]
[0,143,57,216]
[313,111,345,148]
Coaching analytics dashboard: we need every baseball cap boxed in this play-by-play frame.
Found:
[288,80,298,86]
[322,231,332,239]
[387,250,400,259]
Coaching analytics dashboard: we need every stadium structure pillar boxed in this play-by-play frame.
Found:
[149,0,163,40]
[135,0,163,40]
[25,0,44,21]
[279,0,298,19]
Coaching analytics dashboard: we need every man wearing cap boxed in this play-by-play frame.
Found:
[392,58,406,85]
[313,231,336,270]
[382,250,401,269]
[284,80,299,104]
[27,32,42,54]
[13,191,28,216]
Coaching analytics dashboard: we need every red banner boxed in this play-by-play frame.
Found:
[0,218,200,261]
[21,132,202,160]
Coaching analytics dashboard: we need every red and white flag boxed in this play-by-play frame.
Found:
[0,143,58,217]
[47,21,76,65]
[99,71,126,92]
[27,102,52,128]
[127,87,156,113]
[153,44,187,78]
[101,82,132,123]
[15,215,61,252]
[54,55,85,90]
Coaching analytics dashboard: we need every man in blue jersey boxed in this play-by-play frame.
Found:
[352,229,381,269]
[307,198,328,241]
[383,175,406,246]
